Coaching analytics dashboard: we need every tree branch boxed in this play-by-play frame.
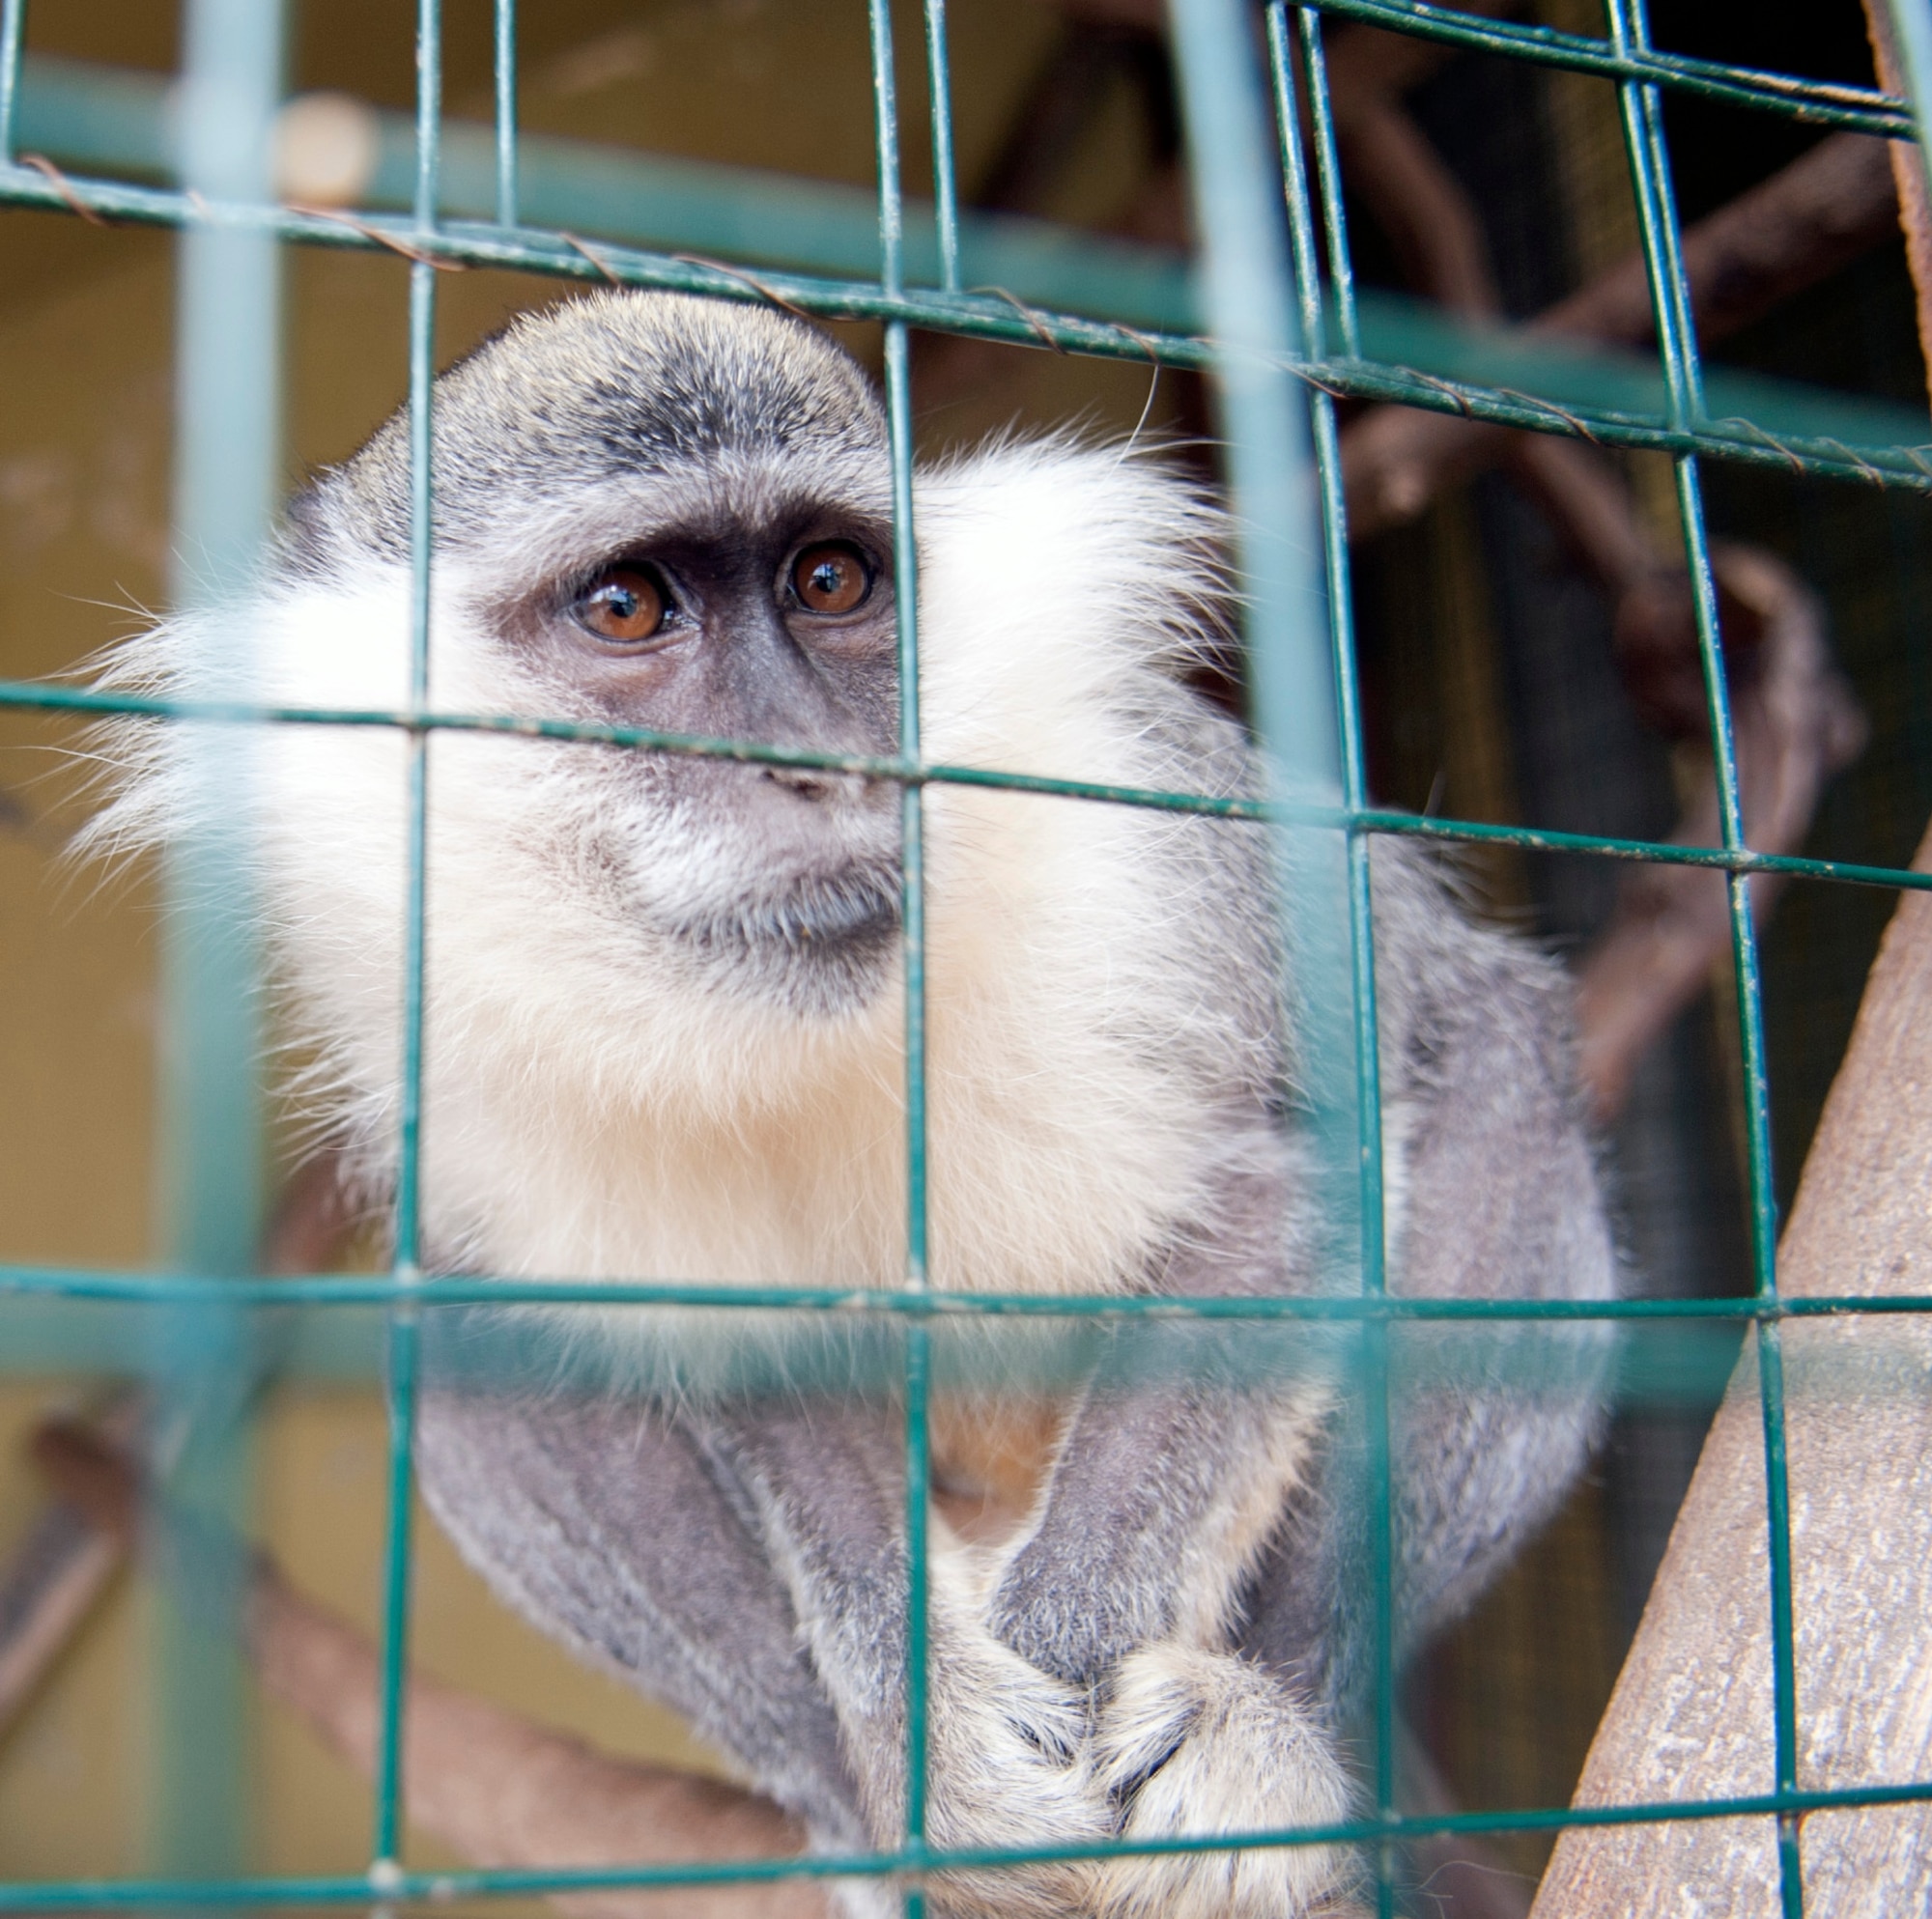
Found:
[1342,132,1902,541]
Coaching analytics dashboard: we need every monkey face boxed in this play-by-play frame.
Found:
[472,473,909,1015]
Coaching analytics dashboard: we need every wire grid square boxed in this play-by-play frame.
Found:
[0,1,1929,1914]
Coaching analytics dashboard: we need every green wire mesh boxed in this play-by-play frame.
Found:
[1,0,1931,1914]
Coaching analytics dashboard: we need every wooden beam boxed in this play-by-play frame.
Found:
[1532,825,1932,1912]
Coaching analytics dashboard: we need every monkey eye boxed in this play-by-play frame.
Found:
[789,542,872,616]
[573,565,670,645]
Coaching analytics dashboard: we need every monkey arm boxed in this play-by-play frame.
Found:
[983,1121,1334,1693]
[556,1333,1349,1919]
[951,845,1614,1918]
[965,1323,1364,1919]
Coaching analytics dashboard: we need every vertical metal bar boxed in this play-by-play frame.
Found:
[1167,0,1345,868]
[1293,8,1359,359]
[870,0,906,301]
[923,0,961,293]
[1266,8,1390,1902]
[0,0,27,164]
[371,0,442,1879]
[1604,0,1802,1909]
[412,0,442,247]
[493,0,517,228]
[1173,0,1367,1901]
[1267,5,1325,360]
[869,1,929,1905]
[153,0,284,1883]
[889,311,933,1897]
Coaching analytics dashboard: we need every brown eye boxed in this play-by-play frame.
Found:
[790,542,871,615]
[574,565,668,644]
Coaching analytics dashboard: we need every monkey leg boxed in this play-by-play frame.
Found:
[695,1397,1111,1917]
[1362,839,1622,1654]
[414,1386,867,1854]
[426,1380,1350,1918]
[981,1363,1361,1919]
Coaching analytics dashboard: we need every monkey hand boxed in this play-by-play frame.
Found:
[1080,1643,1361,1919]
[924,1556,1359,1919]
[905,1566,1112,1917]
[960,1378,1359,1915]
[921,1620,1363,1919]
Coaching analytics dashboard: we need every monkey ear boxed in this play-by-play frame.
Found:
[277,481,340,578]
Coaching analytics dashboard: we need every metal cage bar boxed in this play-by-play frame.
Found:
[865,2,935,1905]
[1603,0,1806,1905]
[1264,14,1398,1906]
[493,0,517,230]
[369,0,444,1879]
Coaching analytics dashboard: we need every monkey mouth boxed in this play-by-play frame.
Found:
[668,863,903,1008]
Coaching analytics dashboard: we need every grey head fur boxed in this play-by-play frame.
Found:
[288,290,890,564]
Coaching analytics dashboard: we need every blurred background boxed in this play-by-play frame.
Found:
[0,0,1927,1909]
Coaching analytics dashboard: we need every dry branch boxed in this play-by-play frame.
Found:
[1532,823,1932,1915]
[1296,31,1870,1126]
[0,1390,143,1735]
[1572,544,1865,1123]
[248,1570,823,1919]
[0,1147,358,1737]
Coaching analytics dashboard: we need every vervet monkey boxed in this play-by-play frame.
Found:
[89,290,1616,1918]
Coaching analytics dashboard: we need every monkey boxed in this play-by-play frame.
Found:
[85,288,1617,1919]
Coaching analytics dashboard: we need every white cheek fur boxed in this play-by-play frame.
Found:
[87,442,1278,1312]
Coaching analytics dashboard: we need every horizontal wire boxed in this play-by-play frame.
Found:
[1,1264,1927,1317]
[0,1769,1928,1908]
[0,165,1925,490]
[9,676,1929,891]
[1307,0,1912,135]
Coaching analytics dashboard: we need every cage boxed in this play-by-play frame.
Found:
[0,1,1929,1915]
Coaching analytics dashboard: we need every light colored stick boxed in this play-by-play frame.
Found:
[0,1502,121,1729]
[1862,1,1932,406]
[1571,544,1865,1123]
[0,1150,358,1735]
[1531,825,1932,1915]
